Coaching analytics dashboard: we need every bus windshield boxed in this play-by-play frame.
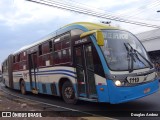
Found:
[101,30,152,71]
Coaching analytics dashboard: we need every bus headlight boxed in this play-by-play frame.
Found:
[115,80,122,86]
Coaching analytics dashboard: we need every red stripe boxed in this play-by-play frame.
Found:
[98,83,103,85]
[79,82,85,84]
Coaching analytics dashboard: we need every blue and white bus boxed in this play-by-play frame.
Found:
[2,22,159,104]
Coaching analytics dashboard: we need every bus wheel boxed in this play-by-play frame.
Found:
[20,80,26,95]
[62,81,77,104]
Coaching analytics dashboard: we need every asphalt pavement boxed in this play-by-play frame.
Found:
[0,82,160,120]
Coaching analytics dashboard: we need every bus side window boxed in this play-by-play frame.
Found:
[54,42,62,64]
[13,56,16,63]
[75,47,82,66]
[42,42,50,54]
[61,36,71,63]
[38,41,53,67]
[49,41,52,52]
[39,45,42,56]
[53,32,71,65]
[2,65,4,73]
[85,45,94,70]
[17,54,20,62]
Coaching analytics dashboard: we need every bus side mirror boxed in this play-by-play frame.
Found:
[80,30,104,46]
[96,30,104,46]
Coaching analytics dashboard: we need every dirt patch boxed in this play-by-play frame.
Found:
[0,84,85,120]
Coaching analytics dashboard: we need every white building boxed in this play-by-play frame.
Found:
[136,29,160,52]
[136,29,160,77]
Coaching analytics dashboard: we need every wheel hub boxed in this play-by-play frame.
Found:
[64,87,73,99]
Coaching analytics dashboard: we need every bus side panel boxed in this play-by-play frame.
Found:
[37,82,58,95]
[12,71,22,90]
[22,70,32,92]
[96,85,109,102]
[25,80,32,92]
[12,70,31,91]
[94,74,110,102]
[35,66,76,96]
[2,59,10,88]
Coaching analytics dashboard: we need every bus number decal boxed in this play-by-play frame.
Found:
[128,77,139,83]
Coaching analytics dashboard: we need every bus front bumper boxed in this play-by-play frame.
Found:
[107,79,159,104]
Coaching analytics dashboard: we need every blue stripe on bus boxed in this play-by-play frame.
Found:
[13,75,23,77]
[13,74,22,76]
[32,72,76,79]
[36,69,76,74]
[31,69,76,78]
[13,73,23,77]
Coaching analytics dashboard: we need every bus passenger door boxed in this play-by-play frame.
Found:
[74,43,97,99]
[28,52,38,94]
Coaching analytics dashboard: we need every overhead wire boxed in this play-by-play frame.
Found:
[27,0,130,21]
[118,0,160,17]
[59,0,160,22]
[125,1,160,18]
[44,0,118,19]
[26,0,160,28]
[56,0,160,21]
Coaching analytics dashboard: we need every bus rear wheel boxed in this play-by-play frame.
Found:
[20,80,26,95]
[62,81,77,104]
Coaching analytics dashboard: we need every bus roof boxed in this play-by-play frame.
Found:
[63,22,117,30]
[13,22,118,55]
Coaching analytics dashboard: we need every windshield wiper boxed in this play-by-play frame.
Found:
[126,43,153,69]
[125,43,147,69]
[124,43,134,73]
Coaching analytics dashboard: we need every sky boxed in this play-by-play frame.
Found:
[0,0,160,69]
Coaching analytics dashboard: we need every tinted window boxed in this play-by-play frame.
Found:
[62,39,70,49]
[39,45,42,55]
[85,45,94,70]
[54,42,61,51]
[42,42,49,54]
[75,47,82,66]
[53,32,71,65]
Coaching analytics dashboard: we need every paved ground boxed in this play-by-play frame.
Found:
[0,86,78,120]
[0,82,111,120]
[0,80,159,120]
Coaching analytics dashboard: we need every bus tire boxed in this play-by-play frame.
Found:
[62,81,77,104]
[20,80,26,95]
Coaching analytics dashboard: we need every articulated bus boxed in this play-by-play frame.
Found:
[2,22,159,104]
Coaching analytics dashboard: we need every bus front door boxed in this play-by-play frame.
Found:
[74,43,97,99]
[29,52,38,94]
